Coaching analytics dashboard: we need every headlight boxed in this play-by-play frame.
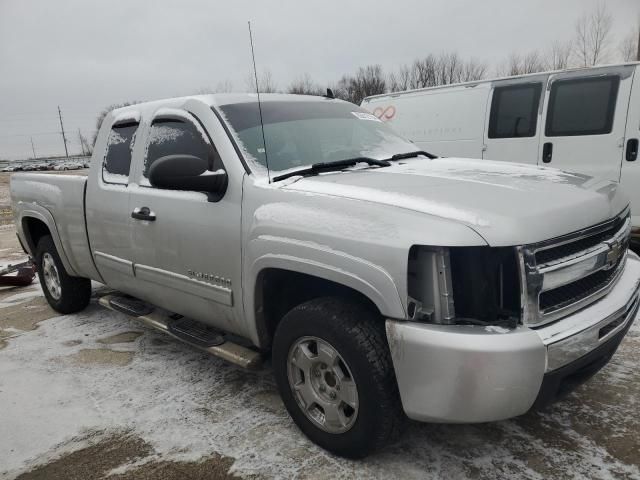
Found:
[407,246,521,326]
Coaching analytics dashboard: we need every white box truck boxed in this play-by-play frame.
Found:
[362,63,640,246]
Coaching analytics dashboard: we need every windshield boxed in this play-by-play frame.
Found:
[217,100,417,174]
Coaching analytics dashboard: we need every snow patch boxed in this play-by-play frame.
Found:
[484,325,511,334]
[112,110,141,124]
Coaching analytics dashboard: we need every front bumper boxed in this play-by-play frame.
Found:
[386,252,640,423]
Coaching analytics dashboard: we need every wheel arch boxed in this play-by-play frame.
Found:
[19,210,78,276]
[247,256,406,349]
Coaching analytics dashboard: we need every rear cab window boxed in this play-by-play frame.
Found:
[103,123,138,184]
[488,83,542,138]
[143,114,223,187]
[545,75,620,136]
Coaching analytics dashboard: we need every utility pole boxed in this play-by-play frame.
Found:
[78,128,86,156]
[57,105,69,158]
[30,137,37,159]
[637,25,640,61]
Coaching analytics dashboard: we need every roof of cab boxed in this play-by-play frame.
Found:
[109,93,345,120]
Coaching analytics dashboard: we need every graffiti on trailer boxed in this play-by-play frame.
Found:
[372,105,396,121]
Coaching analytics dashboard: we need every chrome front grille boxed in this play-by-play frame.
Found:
[518,209,631,327]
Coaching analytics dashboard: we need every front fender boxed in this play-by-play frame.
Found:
[243,235,406,347]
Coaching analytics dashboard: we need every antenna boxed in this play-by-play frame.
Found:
[248,21,271,183]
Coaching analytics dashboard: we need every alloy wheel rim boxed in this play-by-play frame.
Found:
[287,336,359,434]
[42,253,62,300]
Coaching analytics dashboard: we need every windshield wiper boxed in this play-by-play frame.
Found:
[390,150,437,160]
[272,157,391,182]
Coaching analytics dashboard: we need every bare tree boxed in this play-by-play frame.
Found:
[496,53,521,76]
[330,75,356,103]
[332,65,387,104]
[497,50,545,76]
[389,54,486,93]
[196,80,234,95]
[388,64,411,92]
[354,65,386,101]
[287,73,323,95]
[461,59,488,82]
[545,40,573,70]
[245,69,278,93]
[213,80,234,93]
[618,22,639,62]
[435,52,461,84]
[574,2,613,66]
[410,55,438,88]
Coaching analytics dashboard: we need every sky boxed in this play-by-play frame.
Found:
[0,0,638,160]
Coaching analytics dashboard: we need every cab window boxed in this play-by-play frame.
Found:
[103,122,138,184]
[144,116,223,185]
[545,76,620,136]
[488,83,542,138]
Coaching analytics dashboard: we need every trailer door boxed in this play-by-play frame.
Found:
[538,66,634,181]
[483,78,546,164]
[620,66,640,234]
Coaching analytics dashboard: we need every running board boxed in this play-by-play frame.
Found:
[98,293,262,369]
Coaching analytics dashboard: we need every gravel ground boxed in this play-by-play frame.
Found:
[0,187,639,479]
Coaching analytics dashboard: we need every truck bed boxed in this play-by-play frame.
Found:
[10,173,98,280]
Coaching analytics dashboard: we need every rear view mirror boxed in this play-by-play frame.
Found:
[148,155,228,200]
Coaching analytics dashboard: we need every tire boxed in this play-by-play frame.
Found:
[36,235,91,314]
[272,297,405,458]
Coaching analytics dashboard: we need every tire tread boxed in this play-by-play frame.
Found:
[36,235,91,314]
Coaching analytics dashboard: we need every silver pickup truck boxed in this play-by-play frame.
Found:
[11,94,640,458]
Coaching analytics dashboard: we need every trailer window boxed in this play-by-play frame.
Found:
[545,76,620,137]
[488,83,542,138]
[103,123,138,184]
[144,117,222,186]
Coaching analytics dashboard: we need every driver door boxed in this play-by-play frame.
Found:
[128,105,244,336]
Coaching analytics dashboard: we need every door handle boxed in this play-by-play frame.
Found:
[542,142,553,163]
[626,138,638,161]
[131,206,156,221]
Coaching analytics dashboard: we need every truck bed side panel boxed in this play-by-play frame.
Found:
[10,173,101,281]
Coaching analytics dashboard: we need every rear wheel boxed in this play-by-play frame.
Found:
[272,297,404,458]
[36,235,91,314]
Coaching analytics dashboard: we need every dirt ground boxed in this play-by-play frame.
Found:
[0,174,639,479]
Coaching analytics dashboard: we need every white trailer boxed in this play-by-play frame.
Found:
[362,63,640,244]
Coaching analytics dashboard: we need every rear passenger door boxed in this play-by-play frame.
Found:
[86,118,138,293]
[539,67,634,180]
[483,78,545,164]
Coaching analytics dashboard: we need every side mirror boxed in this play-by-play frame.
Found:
[148,154,228,200]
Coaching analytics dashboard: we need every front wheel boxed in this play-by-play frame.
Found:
[272,297,404,458]
[36,235,91,314]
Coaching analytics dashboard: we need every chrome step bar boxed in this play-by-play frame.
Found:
[98,293,262,370]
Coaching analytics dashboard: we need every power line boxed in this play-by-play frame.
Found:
[58,105,69,158]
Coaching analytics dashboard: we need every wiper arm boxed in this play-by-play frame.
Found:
[272,157,390,182]
[390,150,437,160]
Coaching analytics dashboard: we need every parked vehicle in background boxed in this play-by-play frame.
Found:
[362,62,640,247]
[10,94,640,458]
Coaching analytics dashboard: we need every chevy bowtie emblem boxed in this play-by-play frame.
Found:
[605,241,623,268]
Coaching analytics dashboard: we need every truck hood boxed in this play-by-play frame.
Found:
[283,157,628,246]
